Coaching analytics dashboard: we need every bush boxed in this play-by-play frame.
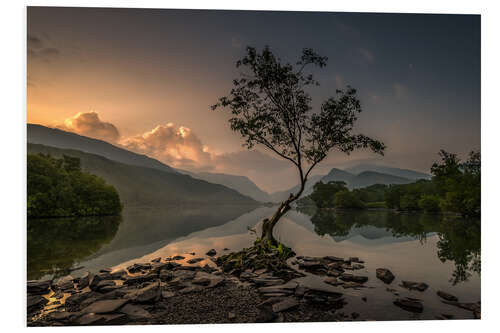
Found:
[334,190,365,209]
[418,195,441,212]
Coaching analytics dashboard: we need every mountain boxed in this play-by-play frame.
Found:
[28,143,258,207]
[269,174,324,203]
[321,168,412,189]
[181,171,272,203]
[344,164,431,180]
[27,124,176,174]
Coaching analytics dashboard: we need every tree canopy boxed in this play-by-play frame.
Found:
[212,46,385,242]
[28,153,122,218]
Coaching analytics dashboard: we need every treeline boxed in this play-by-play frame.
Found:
[298,150,480,217]
[28,154,122,218]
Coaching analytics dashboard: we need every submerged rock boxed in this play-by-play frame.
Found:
[206,249,217,256]
[437,291,458,302]
[340,273,368,283]
[187,258,205,264]
[394,298,423,313]
[400,281,428,292]
[376,268,395,284]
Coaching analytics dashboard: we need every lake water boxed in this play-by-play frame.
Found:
[28,205,480,320]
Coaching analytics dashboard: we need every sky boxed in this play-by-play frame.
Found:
[27,7,480,193]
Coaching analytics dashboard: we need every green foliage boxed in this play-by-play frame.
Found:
[418,194,441,212]
[309,181,347,208]
[333,190,365,209]
[365,201,386,209]
[27,153,122,218]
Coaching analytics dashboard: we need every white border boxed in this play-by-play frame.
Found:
[2,1,499,332]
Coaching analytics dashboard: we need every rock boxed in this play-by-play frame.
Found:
[205,249,217,256]
[120,304,152,320]
[441,300,480,312]
[127,282,161,303]
[123,273,156,285]
[349,257,363,263]
[295,285,308,297]
[351,312,360,319]
[192,277,211,286]
[27,280,51,295]
[394,298,423,313]
[323,256,344,262]
[207,276,225,288]
[256,303,278,322]
[342,282,365,289]
[304,286,343,305]
[240,270,258,280]
[400,281,428,292]
[77,313,107,326]
[254,268,267,275]
[442,314,454,319]
[52,290,65,299]
[99,268,112,273]
[327,268,343,277]
[159,269,174,282]
[351,264,365,270]
[437,290,458,302]
[178,286,203,294]
[362,296,367,302]
[53,275,75,291]
[202,264,217,273]
[110,269,128,279]
[272,297,299,312]
[252,277,285,286]
[81,299,128,314]
[94,280,116,292]
[376,268,395,284]
[89,272,112,291]
[172,255,185,260]
[77,272,93,289]
[298,260,325,270]
[127,263,151,273]
[48,311,79,321]
[324,277,343,286]
[223,248,230,251]
[258,281,298,295]
[151,257,162,263]
[340,273,368,283]
[27,294,48,311]
[187,258,204,264]
[65,290,100,306]
[228,312,236,319]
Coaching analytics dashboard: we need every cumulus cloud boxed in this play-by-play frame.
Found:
[120,123,213,170]
[57,111,120,142]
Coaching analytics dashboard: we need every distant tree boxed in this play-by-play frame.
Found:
[310,181,348,208]
[334,190,366,209]
[213,46,385,244]
[418,194,441,212]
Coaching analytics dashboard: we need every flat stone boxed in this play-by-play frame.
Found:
[162,291,175,299]
[437,291,458,302]
[376,268,395,284]
[127,282,161,303]
[172,255,185,260]
[48,311,80,321]
[99,268,112,273]
[127,263,151,273]
[27,280,51,295]
[95,280,116,291]
[252,277,285,286]
[27,294,48,310]
[151,257,162,263]
[123,273,156,285]
[400,281,428,292]
[54,275,74,291]
[65,290,100,306]
[186,258,204,264]
[342,282,365,289]
[77,313,107,326]
[272,297,299,312]
[81,299,128,314]
[323,256,344,262]
[120,304,152,320]
[324,277,343,286]
[394,298,423,313]
[77,272,93,289]
[191,277,211,286]
[110,269,128,279]
[340,273,368,283]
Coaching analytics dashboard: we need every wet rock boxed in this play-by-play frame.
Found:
[123,273,156,286]
[342,282,365,289]
[77,272,93,289]
[120,303,152,320]
[394,298,423,313]
[323,255,344,262]
[324,277,343,286]
[81,299,128,314]
[340,273,368,283]
[54,275,74,291]
[437,290,458,302]
[151,257,161,263]
[159,269,174,282]
[53,290,65,299]
[48,311,80,321]
[27,279,51,295]
[252,277,285,286]
[202,264,217,273]
[206,249,217,256]
[441,300,480,312]
[253,268,267,275]
[65,290,101,306]
[349,257,363,263]
[172,255,185,260]
[376,268,395,284]
[223,248,230,251]
[94,280,116,292]
[187,258,204,264]
[304,286,344,305]
[27,294,48,312]
[351,263,365,270]
[400,281,428,292]
[272,297,299,312]
[442,314,454,319]
[99,268,112,273]
[298,260,325,270]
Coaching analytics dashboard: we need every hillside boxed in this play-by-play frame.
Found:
[28,143,258,207]
[269,174,324,203]
[344,164,430,180]
[27,124,176,174]
[320,168,413,189]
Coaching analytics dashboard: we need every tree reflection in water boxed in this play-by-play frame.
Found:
[27,215,122,280]
[303,208,480,285]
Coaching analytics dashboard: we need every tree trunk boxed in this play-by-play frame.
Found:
[260,194,295,244]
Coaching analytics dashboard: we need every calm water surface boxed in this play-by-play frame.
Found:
[28,205,480,320]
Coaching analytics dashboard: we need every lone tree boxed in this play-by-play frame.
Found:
[212,46,385,245]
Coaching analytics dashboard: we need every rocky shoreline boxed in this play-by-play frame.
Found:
[27,248,480,326]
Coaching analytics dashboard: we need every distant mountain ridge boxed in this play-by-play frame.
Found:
[27,124,176,174]
[28,143,258,207]
[321,168,413,189]
[344,164,431,180]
